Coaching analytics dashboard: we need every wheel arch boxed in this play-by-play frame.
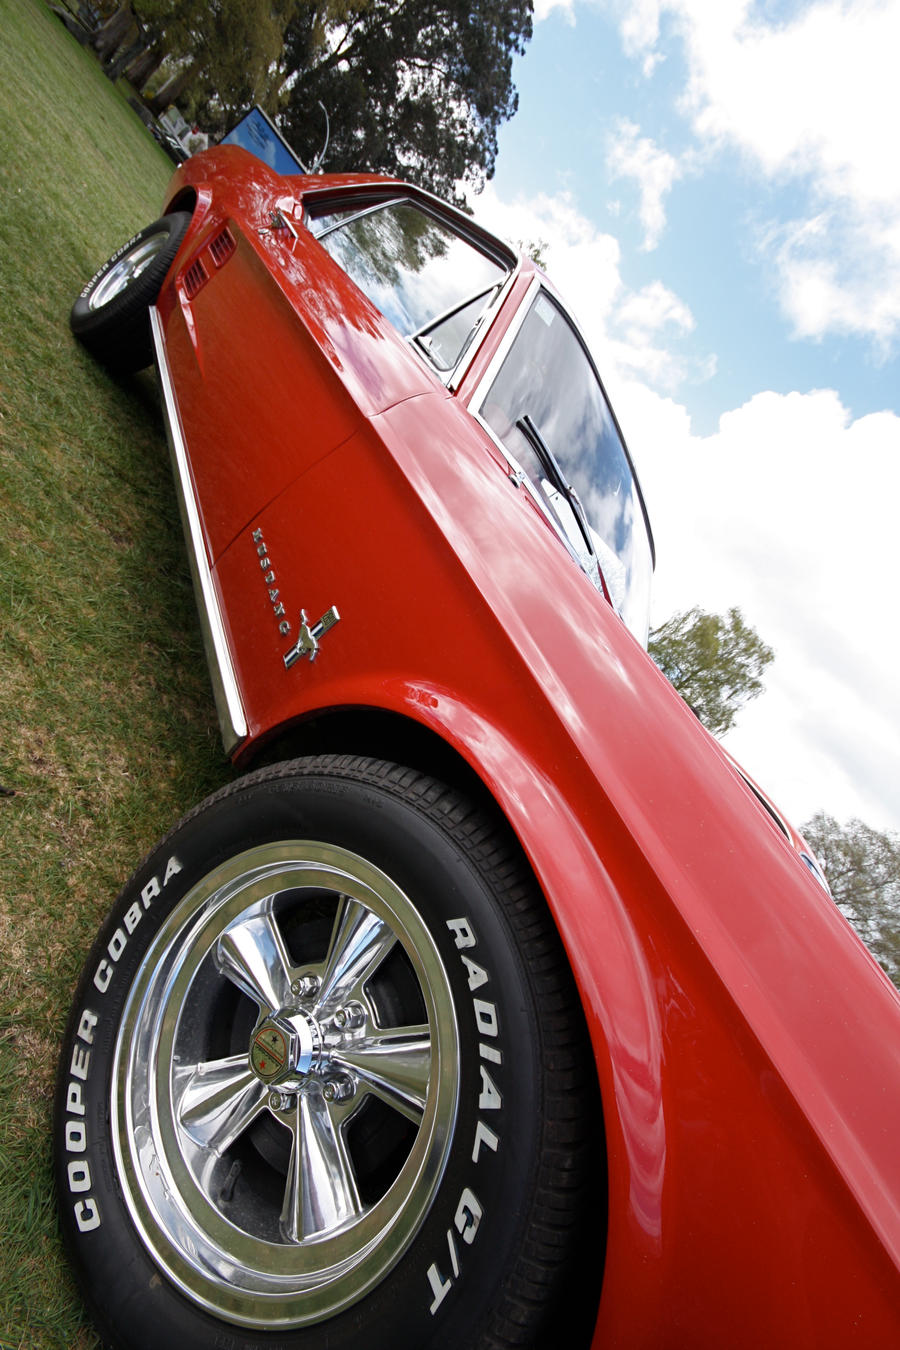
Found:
[56,750,603,1347]
[241,700,667,1300]
[164,184,199,218]
[249,706,495,812]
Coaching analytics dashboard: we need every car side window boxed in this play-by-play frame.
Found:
[478,291,653,639]
[314,201,509,371]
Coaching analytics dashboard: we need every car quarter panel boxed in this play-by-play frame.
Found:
[206,384,900,1345]
[157,148,438,562]
[153,152,900,1344]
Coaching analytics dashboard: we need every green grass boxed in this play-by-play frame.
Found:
[0,3,232,1344]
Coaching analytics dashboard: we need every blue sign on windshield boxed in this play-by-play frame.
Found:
[221,106,306,176]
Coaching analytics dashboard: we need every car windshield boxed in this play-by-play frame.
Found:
[313,200,509,371]
[478,291,654,641]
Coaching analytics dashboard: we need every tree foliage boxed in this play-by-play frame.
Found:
[281,1,532,202]
[517,236,549,267]
[135,1,289,132]
[128,1,532,197]
[648,606,774,737]
[801,812,900,987]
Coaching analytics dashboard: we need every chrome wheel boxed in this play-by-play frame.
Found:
[71,212,191,371]
[112,840,459,1329]
[60,758,597,1348]
[88,234,169,310]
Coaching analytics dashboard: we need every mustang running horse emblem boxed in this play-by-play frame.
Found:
[283,606,340,668]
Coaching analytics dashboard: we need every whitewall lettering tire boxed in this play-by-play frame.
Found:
[70,213,190,372]
[56,756,600,1348]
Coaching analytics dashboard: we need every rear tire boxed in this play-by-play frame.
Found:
[70,212,191,372]
[55,756,601,1349]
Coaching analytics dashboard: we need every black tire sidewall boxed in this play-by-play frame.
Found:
[55,762,549,1350]
[70,213,190,370]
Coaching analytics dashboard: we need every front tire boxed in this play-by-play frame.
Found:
[56,756,600,1349]
[70,213,191,372]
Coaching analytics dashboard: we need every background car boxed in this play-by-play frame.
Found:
[57,145,900,1350]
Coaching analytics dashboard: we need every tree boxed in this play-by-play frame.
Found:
[281,0,533,202]
[125,2,532,198]
[135,1,290,133]
[517,236,549,267]
[649,606,774,737]
[800,812,900,987]
[92,6,137,63]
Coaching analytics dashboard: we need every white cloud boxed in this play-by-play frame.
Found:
[586,1,900,346]
[605,118,683,250]
[616,279,695,339]
[624,382,900,831]
[610,0,665,58]
[471,183,711,390]
[669,1,900,201]
[472,184,625,322]
[533,0,576,21]
[534,0,663,65]
[765,207,900,348]
[606,281,714,390]
[472,185,898,831]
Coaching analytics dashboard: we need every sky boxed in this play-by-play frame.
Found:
[469,0,900,835]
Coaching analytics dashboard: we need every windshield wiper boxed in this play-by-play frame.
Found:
[516,414,596,561]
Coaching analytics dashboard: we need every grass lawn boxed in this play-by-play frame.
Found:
[0,2,232,1344]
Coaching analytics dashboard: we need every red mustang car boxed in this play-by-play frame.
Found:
[58,146,900,1350]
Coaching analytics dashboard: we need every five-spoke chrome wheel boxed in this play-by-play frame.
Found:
[113,841,459,1328]
[58,758,597,1349]
[87,235,170,311]
[69,212,190,371]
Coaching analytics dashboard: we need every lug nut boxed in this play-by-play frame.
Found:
[333,1003,365,1030]
[323,1075,356,1103]
[268,1090,292,1112]
[291,973,320,999]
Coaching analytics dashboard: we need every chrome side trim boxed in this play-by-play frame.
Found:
[445,263,520,392]
[150,306,247,755]
[465,274,542,413]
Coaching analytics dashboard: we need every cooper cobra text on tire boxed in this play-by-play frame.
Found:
[55,756,601,1349]
[70,213,191,372]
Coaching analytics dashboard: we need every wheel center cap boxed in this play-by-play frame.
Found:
[250,1008,321,1088]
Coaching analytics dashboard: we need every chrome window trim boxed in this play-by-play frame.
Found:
[308,195,406,239]
[466,276,656,574]
[150,306,248,755]
[465,277,601,581]
[411,281,499,351]
[305,187,516,270]
[305,191,519,390]
[445,264,520,391]
[408,278,511,381]
[800,851,832,895]
[738,771,792,843]
[466,274,544,414]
